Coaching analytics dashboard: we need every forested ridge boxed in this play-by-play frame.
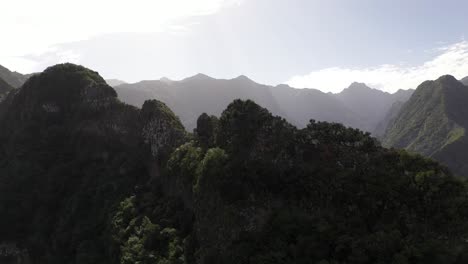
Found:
[1,64,468,263]
[383,75,468,177]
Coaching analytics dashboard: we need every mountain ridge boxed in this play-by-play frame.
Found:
[0,64,28,88]
[383,74,468,176]
[115,73,413,133]
[0,77,13,100]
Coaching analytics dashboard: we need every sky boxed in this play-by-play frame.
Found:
[2,0,468,93]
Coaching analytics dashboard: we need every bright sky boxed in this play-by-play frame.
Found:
[2,0,468,93]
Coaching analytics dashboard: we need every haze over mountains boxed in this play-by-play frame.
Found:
[0,64,416,137]
[114,74,413,133]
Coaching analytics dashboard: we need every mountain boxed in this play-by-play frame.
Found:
[383,75,468,176]
[0,63,186,263]
[373,100,406,137]
[0,64,28,88]
[269,84,364,128]
[105,79,127,87]
[2,64,468,263]
[115,75,412,132]
[460,76,468,86]
[116,74,286,130]
[0,77,13,100]
[335,82,413,132]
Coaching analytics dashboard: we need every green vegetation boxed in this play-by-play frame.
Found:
[119,99,468,263]
[0,64,186,263]
[1,65,468,263]
[383,75,468,177]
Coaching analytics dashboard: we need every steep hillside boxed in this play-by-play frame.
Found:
[335,83,413,132]
[373,100,406,138]
[0,77,13,100]
[0,64,28,88]
[383,75,468,176]
[270,84,360,128]
[0,64,186,263]
[460,76,468,86]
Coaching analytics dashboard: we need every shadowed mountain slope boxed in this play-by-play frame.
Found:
[383,75,468,176]
[0,64,28,88]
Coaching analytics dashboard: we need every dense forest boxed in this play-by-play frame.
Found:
[1,64,468,263]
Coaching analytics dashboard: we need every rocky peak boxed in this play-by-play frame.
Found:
[233,75,254,83]
[348,82,370,90]
[182,73,213,82]
[342,82,385,95]
[159,77,173,84]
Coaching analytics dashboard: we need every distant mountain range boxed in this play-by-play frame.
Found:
[0,64,415,134]
[114,74,413,132]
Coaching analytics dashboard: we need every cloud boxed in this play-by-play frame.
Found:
[0,0,242,73]
[286,41,468,93]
